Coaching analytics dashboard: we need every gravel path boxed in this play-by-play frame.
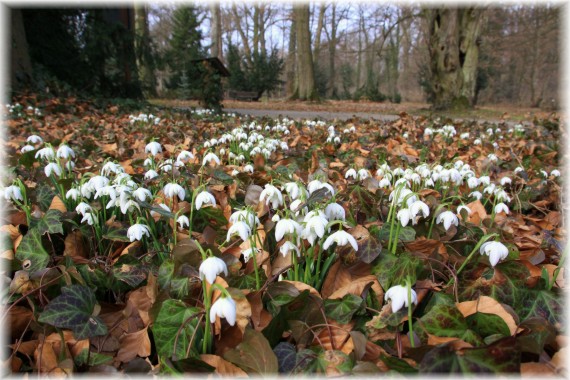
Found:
[222,108,401,122]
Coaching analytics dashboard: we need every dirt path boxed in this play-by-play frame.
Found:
[223,108,401,122]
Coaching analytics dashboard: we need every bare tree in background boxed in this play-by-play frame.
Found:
[293,4,317,100]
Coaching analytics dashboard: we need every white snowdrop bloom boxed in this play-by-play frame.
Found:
[56,145,75,159]
[358,169,371,180]
[35,146,55,160]
[333,136,341,144]
[403,132,409,139]
[4,185,23,202]
[483,184,496,195]
[514,166,524,174]
[81,212,98,226]
[120,199,140,214]
[494,202,510,215]
[392,168,405,177]
[244,164,254,173]
[88,176,110,192]
[163,183,185,200]
[302,214,329,245]
[231,169,239,176]
[210,296,236,326]
[385,285,418,313]
[127,224,150,242]
[343,128,350,134]
[500,177,512,186]
[307,180,335,196]
[457,205,472,215]
[202,152,221,166]
[26,135,43,144]
[272,214,280,222]
[467,177,479,189]
[470,191,483,200]
[240,247,259,263]
[75,202,91,216]
[290,199,307,216]
[143,158,153,167]
[478,176,490,186]
[325,202,346,221]
[283,182,307,201]
[144,170,159,180]
[540,170,548,178]
[397,208,413,227]
[323,230,358,251]
[280,141,289,150]
[410,173,422,185]
[177,215,190,229]
[551,169,561,177]
[474,139,482,145]
[424,128,433,136]
[424,178,435,187]
[389,187,416,208]
[21,145,35,153]
[259,184,284,209]
[378,177,391,188]
[229,209,259,228]
[131,187,151,202]
[44,162,62,177]
[65,188,80,201]
[177,150,195,162]
[492,142,499,150]
[480,241,509,267]
[345,168,358,180]
[436,211,459,231]
[460,132,470,139]
[195,191,216,210]
[226,221,252,242]
[199,256,228,284]
[275,218,302,242]
[145,141,162,156]
[410,200,430,219]
[488,154,498,162]
[101,161,121,176]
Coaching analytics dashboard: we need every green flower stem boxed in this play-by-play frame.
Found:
[427,204,446,240]
[202,281,212,354]
[407,280,415,348]
[304,246,313,284]
[446,233,498,287]
[391,222,402,255]
[188,188,198,239]
[489,197,498,225]
[248,236,260,290]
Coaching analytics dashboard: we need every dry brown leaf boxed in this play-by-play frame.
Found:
[329,275,384,304]
[48,196,67,213]
[200,354,249,377]
[466,200,488,225]
[116,326,152,362]
[456,296,518,335]
[63,230,88,258]
[281,280,320,297]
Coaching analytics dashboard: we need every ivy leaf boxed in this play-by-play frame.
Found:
[212,169,234,185]
[152,300,202,360]
[274,342,297,373]
[324,294,364,323]
[38,285,107,340]
[18,149,37,169]
[31,209,63,236]
[224,328,278,374]
[520,289,563,326]
[517,317,557,355]
[419,337,520,373]
[417,305,483,346]
[15,228,49,272]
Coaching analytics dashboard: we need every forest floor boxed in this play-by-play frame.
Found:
[150,98,558,123]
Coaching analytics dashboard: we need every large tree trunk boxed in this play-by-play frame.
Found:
[210,3,222,60]
[427,7,485,110]
[135,4,157,97]
[10,9,33,91]
[293,4,318,100]
[285,10,296,98]
[327,3,337,98]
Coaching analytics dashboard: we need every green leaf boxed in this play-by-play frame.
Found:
[38,285,107,340]
[520,289,563,326]
[36,184,57,210]
[379,355,418,373]
[466,312,511,338]
[212,169,234,185]
[193,206,227,232]
[517,317,557,355]
[417,305,483,346]
[74,349,113,367]
[78,264,111,290]
[372,251,419,289]
[16,228,49,272]
[112,263,146,288]
[30,209,63,236]
[324,294,364,324]
[398,226,416,242]
[152,300,202,360]
[224,328,279,374]
[102,226,130,242]
[274,342,297,373]
[419,337,520,373]
[19,149,37,169]
[355,236,382,264]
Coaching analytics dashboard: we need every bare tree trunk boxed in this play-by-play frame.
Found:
[231,4,253,65]
[210,3,223,60]
[10,8,33,90]
[427,7,486,110]
[293,4,318,100]
[313,4,326,63]
[285,9,297,98]
[253,5,259,56]
[327,3,337,98]
[135,4,157,96]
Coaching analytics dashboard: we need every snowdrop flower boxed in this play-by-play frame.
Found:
[325,203,345,221]
[199,256,228,284]
[302,214,328,245]
[424,178,435,187]
[410,200,429,219]
[275,218,302,242]
[177,150,194,163]
[260,184,284,209]
[163,183,185,200]
[177,215,190,229]
[75,202,91,216]
[127,224,150,242]
[494,202,510,214]
[81,212,98,226]
[500,177,511,186]
[488,154,498,162]
[4,185,23,202]
[467,177,479,189]
[280,241,300,257]
[210,296,236,326]
[145,141,162,156]
[457,205,472,215]
[424,128,433,136]
[35,146,55,160]
[144,170,159,180]
[65,188,80,201]
[474,139,482,145]
[226,221,252,242]
[307,180,335,196]
[20,145,35,153]
[551,169,561,177]
[323,230,358,251]
[436,211,459,231]
[243,164,254,174]
[480,241,509,267]
[397,208,413,227]
[231,169,239,176]
[27,135,43,144]
[460,132,470,139]
[202,152,221,166]
[131,187,151,202]
[195,191,216,210]
[284,182,307,200]
[229,209,259,228]
[44,162,62,177]
[469,191,483,200]
[513,167,524,174]
[57,145,75,159]
[241,247,259,263]
[345,168,357,180]
[358,169,371,180]
[385,285,417,313]
[379,177,391,188]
